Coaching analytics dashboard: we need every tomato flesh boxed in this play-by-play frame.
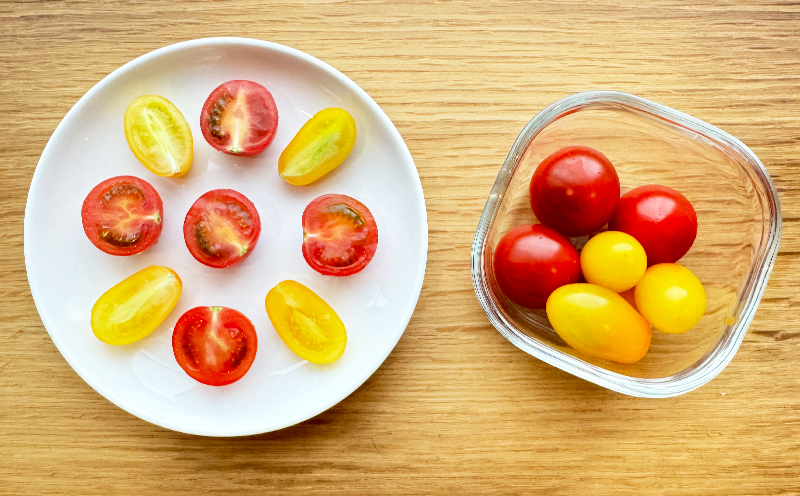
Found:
[124,95,193,177]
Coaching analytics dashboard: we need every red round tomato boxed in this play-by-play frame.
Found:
[529,146,620,237]
[493,224,581,309]
[183,189,261,268]
[302,194,378,276]
[81,175,163,256]
[172,306,258,386]
[200,80,279,156]
[608,184,697,265]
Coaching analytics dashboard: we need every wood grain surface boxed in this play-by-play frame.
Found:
[2,1,800,494]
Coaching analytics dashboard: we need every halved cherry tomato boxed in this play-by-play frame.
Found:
[265,280,346,363]
[302,194,378,276]
[91,266,182,345]
[183,189,261,268]
[172,306,258,386]
[634,263,706,334]
[81,175,163,256]
[124,95,193,177]
[200,80,278,156]
[580,231,647,293]
[279,108,357,186]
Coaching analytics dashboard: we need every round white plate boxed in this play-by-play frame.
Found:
[24,38,427,436]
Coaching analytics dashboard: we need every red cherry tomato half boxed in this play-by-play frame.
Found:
[608,184,697,265]
[81,175,163,256]
[172,306,258,386]
[529,146,620,237]
[493,224,581,309]
[183,189,261,268]
[200,80,279,156]
[302,194,378,276]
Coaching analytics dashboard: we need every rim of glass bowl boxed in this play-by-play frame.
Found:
[471,90,781,398]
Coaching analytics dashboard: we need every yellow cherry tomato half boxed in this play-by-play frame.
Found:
[124,95,193,177]
[580,231,647,293]
[265,280,346,363]
[278,108,356,186]
[91,266,182,345]
[634,263,706,334]
[546,283,651,363]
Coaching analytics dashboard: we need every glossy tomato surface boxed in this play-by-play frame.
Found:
[81,175,163,256]
[493,224,581,309]
[302,194,378,276]
[634,263,706,334]
[529,145,620,237]
[172,306,258,386]
[124,95,193,177]
[608,184,697,265]
[200,80,278,156]
[580,230,647,293]
[183,189,261,268]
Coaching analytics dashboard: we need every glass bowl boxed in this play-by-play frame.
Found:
[471,91,781,398]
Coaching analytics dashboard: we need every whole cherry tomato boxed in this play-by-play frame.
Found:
[580,231,647,293]
[634,263,706,334]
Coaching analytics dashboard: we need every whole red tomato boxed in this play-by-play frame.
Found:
[608,184,697,265]
[493,224,581,309]
[529,146,620,237]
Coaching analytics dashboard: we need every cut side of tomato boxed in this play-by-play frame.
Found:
[81,175,163,256]
[302,194,378,276]
[124,95,193,177]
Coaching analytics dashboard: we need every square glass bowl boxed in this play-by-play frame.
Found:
[472,91,781,397]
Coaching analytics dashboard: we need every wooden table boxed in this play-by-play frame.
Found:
[3,1,799,494]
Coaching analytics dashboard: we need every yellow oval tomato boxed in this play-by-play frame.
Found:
[124,95,193,177]
[278,108,356,186]
[91,266,182,345]
[580,231,647,293]
[634,263,706,334]
[265,280,346,363]
[546,283,651,363]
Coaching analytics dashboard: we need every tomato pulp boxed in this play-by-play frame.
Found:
[124,95,193,177]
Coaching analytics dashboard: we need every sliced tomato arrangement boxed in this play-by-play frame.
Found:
[81,175,164,256]
[200,80,279,156]
[172,306,258,386]
[302,194,378,276]
[183,189,261,268]
[124,95,193,177]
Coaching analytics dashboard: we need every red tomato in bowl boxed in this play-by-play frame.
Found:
[302,194,378,276]
[529,146,620,237]
[81,175,163,256]
[172,306,258,386]
[183,189,261,268]
[200,80,278,156]
[608,184,697,265]
[493,224,581,309]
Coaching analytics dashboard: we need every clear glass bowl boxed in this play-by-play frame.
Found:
[471,91,781,397]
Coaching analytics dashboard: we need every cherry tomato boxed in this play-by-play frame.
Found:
[493,224,581,309]
[580,231,647,293]
[608,184,697,265]
[172,306,258,386]
[124,95,193,177]
[302,194,378,277]
[546,283,651,363]
[634,263,706,334]
[279,108,357,186]
[183,189,261,268]
[81,176,163,256]
[529,146,620,237]
[200,80,278,156]
[265,280,346,364]
[91,266,182,345]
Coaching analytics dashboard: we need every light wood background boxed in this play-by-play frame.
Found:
[2,1,799,494]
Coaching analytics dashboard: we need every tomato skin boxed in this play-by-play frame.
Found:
[81,176,163,256]
[580,231,647,293]
[91,266,182,345]
[279,108,357,186]
[546,283,651,364]
[172,306,258,386]
[634,263,706,334]
[493,224,581,309]
[183,189,261,268]
[302,194,378,277]
[200,80,278,156]
[529,146,620,237]
[608,184,697,265]
[124,95,193,177]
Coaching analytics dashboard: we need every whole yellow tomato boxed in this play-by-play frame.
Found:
[634,263,706,334]
[580,231,647,293]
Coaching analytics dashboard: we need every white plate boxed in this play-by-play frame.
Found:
[24,38,427,436]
